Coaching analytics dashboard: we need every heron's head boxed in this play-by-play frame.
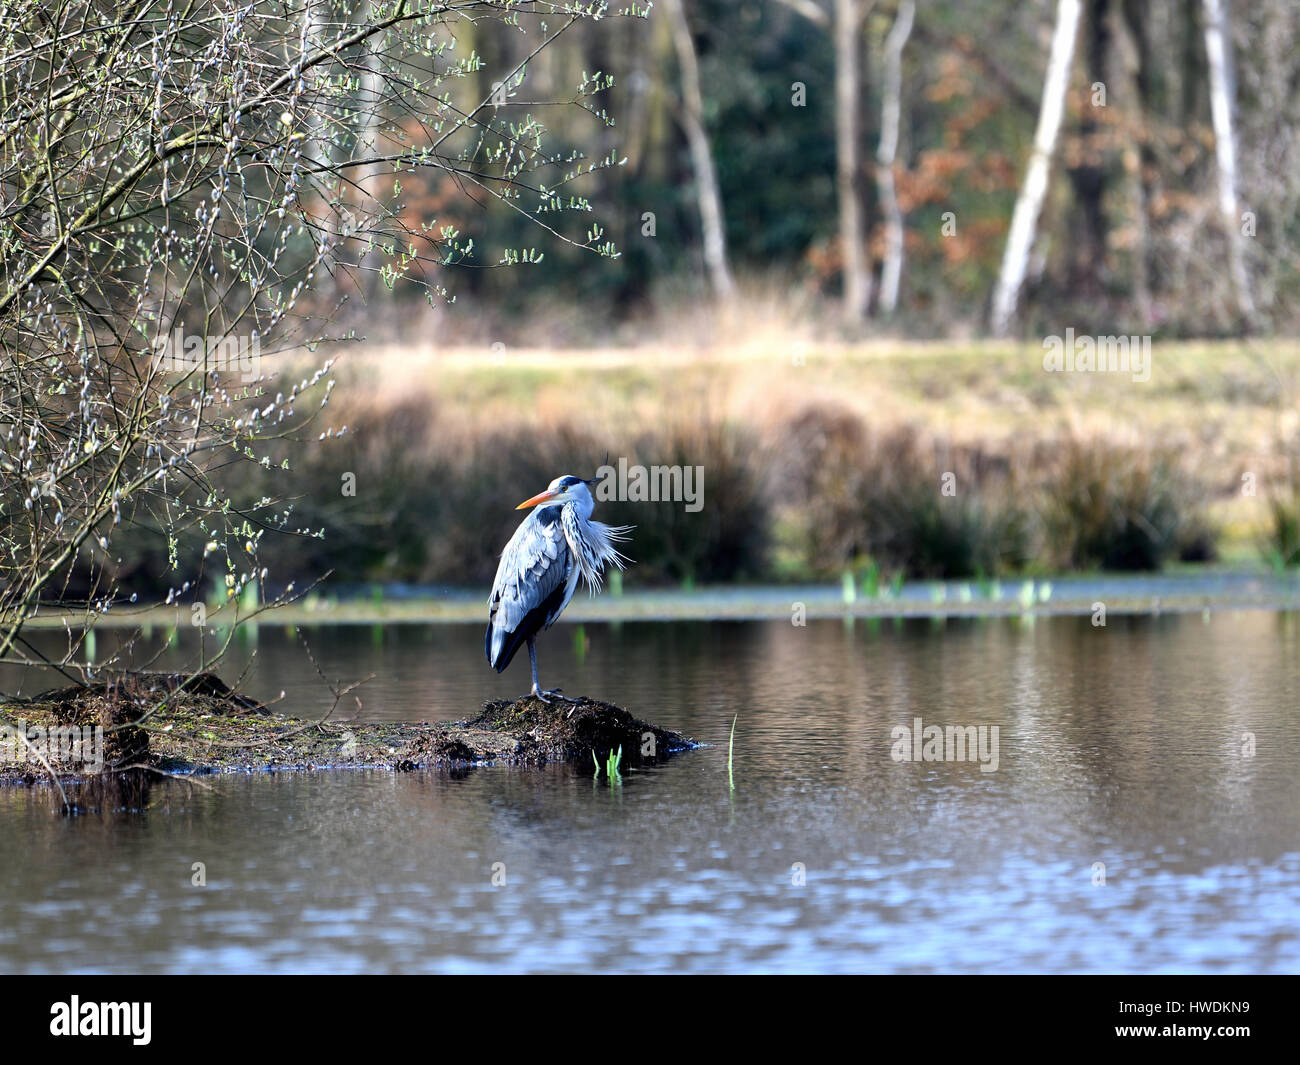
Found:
[515,474,599,510]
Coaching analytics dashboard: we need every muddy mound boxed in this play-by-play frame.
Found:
[465,696,692,765]
[1,676,697,795]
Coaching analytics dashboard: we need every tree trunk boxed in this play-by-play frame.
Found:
[876,0,914,316]
[355,32,385,303]
[1064,0,1111,305]
[835,0,871,323]
[990,0,1084,336]
[1202,0,1255,329]
[664,0,734,300]
[1119,0,1155,325]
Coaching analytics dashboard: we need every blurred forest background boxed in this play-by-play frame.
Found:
[5,0,1300,619]
[324,0,1299,343]
[259,0,1300,593]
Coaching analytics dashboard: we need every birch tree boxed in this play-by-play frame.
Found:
[664,0,734,299]
[875,0,914,316]
[834,0,874,322]
[990,0,1083,336]
[777,0,876,323]
[1202,0,1255,328]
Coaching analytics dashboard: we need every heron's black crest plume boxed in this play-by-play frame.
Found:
[585,451,612,488]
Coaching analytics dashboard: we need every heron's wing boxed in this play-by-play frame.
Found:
[486,506,575,672]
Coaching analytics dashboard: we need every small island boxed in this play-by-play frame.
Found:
[0,672,696,803]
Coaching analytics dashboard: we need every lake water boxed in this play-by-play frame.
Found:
[2,610,1298,973]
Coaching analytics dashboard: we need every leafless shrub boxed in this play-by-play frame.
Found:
[0,1,634,675]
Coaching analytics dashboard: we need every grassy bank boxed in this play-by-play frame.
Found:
[122,340,1300,594]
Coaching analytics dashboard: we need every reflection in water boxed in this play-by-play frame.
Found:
[1,611,1298,972]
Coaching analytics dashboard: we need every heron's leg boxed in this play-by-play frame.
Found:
[525,638,576,704]
[527,638,546,701]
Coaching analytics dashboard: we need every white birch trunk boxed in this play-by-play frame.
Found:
[664,0,735,300]
[876,0,915,316]
[1202,0,1255,325]
[355,38,385,301]
[835,0,870,322]
[989,0,1083,336]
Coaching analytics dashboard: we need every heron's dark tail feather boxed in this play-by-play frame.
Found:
[487,624,524,673]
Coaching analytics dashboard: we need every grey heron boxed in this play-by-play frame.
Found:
[486,474,633,702]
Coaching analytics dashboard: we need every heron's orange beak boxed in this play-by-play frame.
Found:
[516,489,560,510]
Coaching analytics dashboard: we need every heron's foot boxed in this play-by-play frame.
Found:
[529,685,578,705]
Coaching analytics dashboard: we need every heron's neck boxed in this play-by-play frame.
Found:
[564,495,594,522]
